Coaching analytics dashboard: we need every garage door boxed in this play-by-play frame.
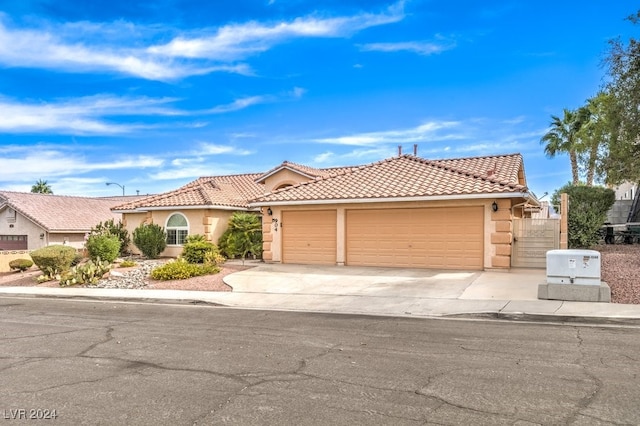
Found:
[346,207,483,270]
[282,210,336,265]
[0,235,28,250]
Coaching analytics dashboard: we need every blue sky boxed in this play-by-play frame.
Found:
[0,1,635,197]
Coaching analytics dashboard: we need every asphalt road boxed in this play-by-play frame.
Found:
[1,297,639,425]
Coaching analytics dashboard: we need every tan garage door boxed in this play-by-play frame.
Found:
[346,207,483,270]
[282,210,336,265]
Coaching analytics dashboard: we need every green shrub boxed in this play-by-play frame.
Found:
[150,258,219,280]
[182,235,224,265]
[119,260,137,268]
[59,259,111,287]
[30,245,77,274]
[90,219,131,256]
[552,184,616,248]
[133,223,167,259]
[9,258,33,272]
[86,234,120,263]
[217,212,262,264]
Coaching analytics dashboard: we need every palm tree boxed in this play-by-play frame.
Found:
[576,93,612,186]
[31,179,53,194]
[540,109,586,185]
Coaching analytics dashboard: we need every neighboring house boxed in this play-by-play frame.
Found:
[115,153,539,270]
[0,191,136,251]
[607,181,639,224]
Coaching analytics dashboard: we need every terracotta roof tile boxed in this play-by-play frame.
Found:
[113,173,265,211]
[252,154,528,204]
[0,191,131,232]
[255,161,355,183]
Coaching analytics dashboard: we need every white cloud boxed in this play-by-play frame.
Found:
[314,121,463,145]
[0,94,182,134]
[0,3,404,80]
[207,96,271,114]
[195,142,252,156]
[0,145,164,183]
[148,3,405,60]
[359,40,455,56]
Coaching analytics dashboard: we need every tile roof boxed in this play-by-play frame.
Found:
[251,154,528,204]
[112,153,530,211]
[0,191,130,232]
[112,173,265,211]
[255,160,355,183]
[432,153,524,185]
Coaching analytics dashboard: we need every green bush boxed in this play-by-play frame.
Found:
[59,259,111,287]
[552,184,616,248]
[30,245,77,274]
[217,212,262,263]
[150,258,219,280]
[182,235,224,264]
[132,223,167,259]
[9,258,33,272]
[119,260,137,268]
[90,219,131,256]
[86,234,120,263]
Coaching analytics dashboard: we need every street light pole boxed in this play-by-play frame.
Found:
[106,182,125,196]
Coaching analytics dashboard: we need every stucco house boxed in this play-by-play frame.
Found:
[0,191,134,251]
[114,153,539,270]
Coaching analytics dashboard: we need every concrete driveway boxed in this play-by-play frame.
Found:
[224,264,546,301]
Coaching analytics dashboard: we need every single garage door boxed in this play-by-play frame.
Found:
[0,235,28,250]
[282,210,336,265]
[346,207,483,270]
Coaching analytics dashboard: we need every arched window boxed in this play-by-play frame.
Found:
[166,213,189,245]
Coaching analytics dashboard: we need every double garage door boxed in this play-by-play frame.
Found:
[282,207,483,270]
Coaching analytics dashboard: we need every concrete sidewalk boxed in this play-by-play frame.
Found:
[1,264,640,323]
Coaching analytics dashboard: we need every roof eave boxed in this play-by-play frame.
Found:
[119,204,255,212]
[251,192,532,207]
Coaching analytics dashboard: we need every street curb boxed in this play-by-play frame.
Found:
[2,291,639,325]
[445,312,640,326]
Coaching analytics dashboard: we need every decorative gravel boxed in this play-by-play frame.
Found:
[90,260,164,289]
[597,244,640,304]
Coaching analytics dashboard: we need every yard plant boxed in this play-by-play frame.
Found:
[150,258,219,280]
[85,234,121,263]
[132,223,167,259]
[30,245,77,277]
[8,258,33,272]
[218,212,262,264]
[181,234,224,265]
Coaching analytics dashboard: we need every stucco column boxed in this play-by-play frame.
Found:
[490,199,512,269]
[262,211,274,261]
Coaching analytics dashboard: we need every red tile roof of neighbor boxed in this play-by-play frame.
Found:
[114,153,529,211]
[252,154,528,204]
[0,191,131,232]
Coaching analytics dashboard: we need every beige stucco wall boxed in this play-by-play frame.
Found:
[122,209,237,258]
[262,198,522,270]
[48,233,87,250]
[262,169,314,192]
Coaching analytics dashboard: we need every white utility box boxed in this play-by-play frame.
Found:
[546,249,601,286]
